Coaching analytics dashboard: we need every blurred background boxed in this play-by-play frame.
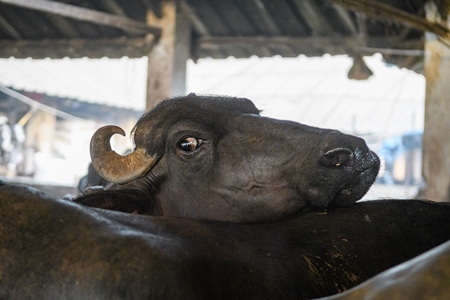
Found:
[0,0,447,200]
[0,54,425,198]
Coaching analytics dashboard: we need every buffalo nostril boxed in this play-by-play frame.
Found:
[320,148,354,168]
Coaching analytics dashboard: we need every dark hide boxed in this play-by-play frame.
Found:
[2,183,450,299]
[324,240,450,299]
[74,96,380,223]
[77,163,109,192]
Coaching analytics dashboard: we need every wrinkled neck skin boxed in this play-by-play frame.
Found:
[120,163,167,216]
[114,114,378,223]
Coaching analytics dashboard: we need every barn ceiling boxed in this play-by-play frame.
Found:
[0,0,447,72]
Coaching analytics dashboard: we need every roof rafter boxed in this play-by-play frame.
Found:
[331,0,449,37]
[0,0,161,38]
[195,35,421,49]
[0,37,156,59]
[193,35,424,59]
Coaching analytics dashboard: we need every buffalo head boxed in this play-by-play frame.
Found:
[75,95,380,222]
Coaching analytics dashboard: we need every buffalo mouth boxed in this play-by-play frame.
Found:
[330,150,380,207]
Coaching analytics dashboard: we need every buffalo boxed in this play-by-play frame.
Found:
[74,95,380,222]
[2,95,450,299]
[2,182,450,299]
[325,240,450,300]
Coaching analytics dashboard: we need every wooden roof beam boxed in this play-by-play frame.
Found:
[331,0,449,37]
[0,37,156,59]
[195,35,422,50]
[0,0,161,38]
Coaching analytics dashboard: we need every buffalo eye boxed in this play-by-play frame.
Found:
[178,137,202,154]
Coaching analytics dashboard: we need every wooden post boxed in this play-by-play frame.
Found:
[145,0,191,110]
[172,7,192,97]
[422,3,450,201]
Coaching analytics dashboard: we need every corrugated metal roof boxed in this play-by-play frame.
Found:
[0,0,433,72]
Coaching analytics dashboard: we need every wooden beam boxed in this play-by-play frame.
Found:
[195,35,413,46]
[0,34,423,60]
[421,2,450,201]
[0,37,156,59]
[194,35,423,55]
[0,0,161,38]
[331,0,449,37]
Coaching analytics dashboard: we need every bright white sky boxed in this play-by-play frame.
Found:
[0,54,425,138]
[0,54,426,191]
[187,54,425,138]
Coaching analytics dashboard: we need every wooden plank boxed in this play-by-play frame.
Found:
[0,0,161,37]
[0,34,423,60]
[421,2,450,201]
[0,37,155,58]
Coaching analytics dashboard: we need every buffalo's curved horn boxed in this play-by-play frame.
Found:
[90,125,157,184]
